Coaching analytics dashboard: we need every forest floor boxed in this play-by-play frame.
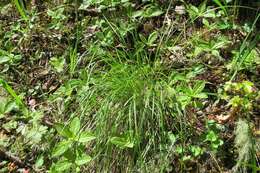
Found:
[0,0,260,173]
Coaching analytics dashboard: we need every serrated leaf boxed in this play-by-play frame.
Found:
[75,154,92,166]
[78,131,96,143]
[70,117,81,135]
[52,140,72,157]
[55,123,73,138]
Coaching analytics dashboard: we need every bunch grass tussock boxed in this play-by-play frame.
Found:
[1,0,260,172]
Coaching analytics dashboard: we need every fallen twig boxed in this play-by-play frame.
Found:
[0,149,27,168]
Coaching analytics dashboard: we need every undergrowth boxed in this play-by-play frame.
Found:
[0,0,260,172]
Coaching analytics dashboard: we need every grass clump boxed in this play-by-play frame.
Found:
[76,62,171,171]
[0,0,260,172]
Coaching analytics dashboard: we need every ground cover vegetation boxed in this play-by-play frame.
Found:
[0,0,260,172]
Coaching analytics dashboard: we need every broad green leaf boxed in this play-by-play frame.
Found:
[79,1,91,10]
[50,57,65,73]
[139,34,147,43]
[70,117,81,135]
[132,10,143,18]
[177,95,191,108]
[35,155,44,168]
[0,114,4,119]
[55,123,73,138]
[193,81,206,94]
[206,130,217,142]
[173,74,187,81]
[190,146,203,157]
[110,136,134,148]
[148,31,158,45]
[63,149,76,161]
[52,140,72,157]
[202,18,210,27]
[194,47,203,56]
[4,101,18,113]
[204,10,216,18]
[211,139,223,149]
[168,132,177,144]
[78,132,96,143]
[194,93,208,99]
[199,1,206,13]
[212,50,220,57]
[3,120,17,131]
[176,146,184,154]
[182,155,191,161]
[75,154,92,166]
[242,81,254,94]
[146,9,163,17]
[54,160,72,172]
[0,56,10,64]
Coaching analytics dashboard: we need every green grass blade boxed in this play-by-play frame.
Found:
[12,0,28,21]
[212,0,227,16]
[0,79,28,115]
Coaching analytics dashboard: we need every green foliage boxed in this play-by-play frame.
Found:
[0,49,22,73]
[0,0,259,172]
[167,75,207,109]
[50,56,65,73]
[204,120,223,151]
[12,0,28,21]
[220,81,258,112]
[0,79,28,115]
[109,132,134,149]
[132,4,164,18]
[51,117,96,172]
[186,1,216,21]
[229,13,260,80]
[0,95,18,119]
[47,7,67,30]
[79,0,131,11]
[192,36,230,58]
